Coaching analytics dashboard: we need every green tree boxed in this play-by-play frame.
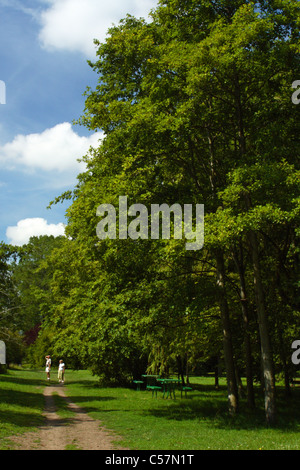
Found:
[0,243,20,327]
[46,0,300,423]
[0,242,24,366]
[12,235,66,331]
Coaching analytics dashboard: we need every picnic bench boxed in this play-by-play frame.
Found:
[147,385,162,398]
[133,380,144,391]
[134,375,193,399]
[180,385,193,398]
[142,375,162,398]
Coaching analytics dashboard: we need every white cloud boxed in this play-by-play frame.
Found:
[6,218,66,246]
[0,122,99,173]
[38,0,158,57]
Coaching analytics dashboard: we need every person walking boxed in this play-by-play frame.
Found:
[58,359,65,384]
[45,355,51,382]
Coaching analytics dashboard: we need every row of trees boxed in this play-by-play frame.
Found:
[0,242,24,366]
[0,237,66,365]
[1,0,300,425]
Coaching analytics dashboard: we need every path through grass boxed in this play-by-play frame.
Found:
[1,368,300,450]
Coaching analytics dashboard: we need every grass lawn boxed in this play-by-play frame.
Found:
[64,371,300,450]
[1,368,300,450]
[0,368,45,449]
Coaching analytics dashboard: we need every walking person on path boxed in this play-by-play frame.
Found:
[58,359,65,384]
[45,355,51,382]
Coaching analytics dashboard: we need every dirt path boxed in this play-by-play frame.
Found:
[9,383,127,450]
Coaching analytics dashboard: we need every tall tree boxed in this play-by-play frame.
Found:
[45,0,300,422]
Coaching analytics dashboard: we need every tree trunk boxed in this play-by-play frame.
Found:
[215,249,239,414]
[214,365,219,390]
[184,353,190,385]
[277,323,292,398]
[248,228,276,425]
[232,243,255,408]
[214,356,220,390]
[233,66,276,423]
[176,355,185,385]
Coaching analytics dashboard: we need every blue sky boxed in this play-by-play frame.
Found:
[0,0,158,245]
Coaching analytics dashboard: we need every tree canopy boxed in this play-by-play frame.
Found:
[4,0,300,425]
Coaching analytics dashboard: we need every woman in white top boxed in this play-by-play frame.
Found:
[45,355,51,381]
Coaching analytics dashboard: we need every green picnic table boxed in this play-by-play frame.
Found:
[139,375,193,399]
[157,378,178,399]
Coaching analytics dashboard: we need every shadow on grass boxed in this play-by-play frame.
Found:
[58,395,117,415]
[64,376,300,432]
[7,370,299,435]
[0,408,44,428]
[0,373,44,429]
[0,369,45,387]
[145,386,300,432]
[0,372,117,429]
[0,386,45,429]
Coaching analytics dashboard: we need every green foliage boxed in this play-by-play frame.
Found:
[11,235,66,330]
[9,0,300,421]
[25,327,56,368]
[0,329,24,365]
[0,243,20,328]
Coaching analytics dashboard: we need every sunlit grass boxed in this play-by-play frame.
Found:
[65,371,300,450]
[0,368,45,449]
[1,368,300,450]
